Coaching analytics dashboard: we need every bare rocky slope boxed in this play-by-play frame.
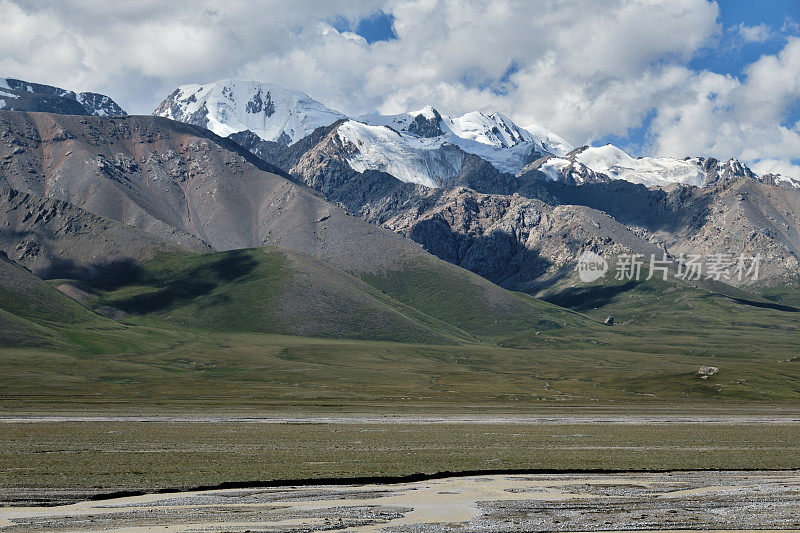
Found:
[0,111,424,271]
[0,184,209,281]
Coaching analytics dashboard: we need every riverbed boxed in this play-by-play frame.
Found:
[1,471,799,531]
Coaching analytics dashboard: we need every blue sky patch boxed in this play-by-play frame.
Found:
[333,11,397,44]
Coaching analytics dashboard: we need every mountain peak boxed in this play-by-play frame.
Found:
[445,110,527,148]
[153,79,345,145]
[407,106,444,137]
[409,105,441,119]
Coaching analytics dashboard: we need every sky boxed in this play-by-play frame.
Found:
[2,0,800,178]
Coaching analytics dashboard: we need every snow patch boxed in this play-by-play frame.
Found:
[337,121,465,187]
[523,123,574,157]
[413,105,439,120]
[774,175,800,188]
[539,158,571,182]
[575,145,706,187]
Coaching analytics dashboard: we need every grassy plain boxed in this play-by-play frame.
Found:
[2,417,799,504]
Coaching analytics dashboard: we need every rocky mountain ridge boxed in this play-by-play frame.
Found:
[154,78,799,192]
[0,77,126,116]
[279,120,800,288]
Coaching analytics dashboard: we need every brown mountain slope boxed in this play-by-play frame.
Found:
[0,185,209,281]
[655,178,800,285]
[0,111,426,272]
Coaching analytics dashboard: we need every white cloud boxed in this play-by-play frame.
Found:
[782,17,800,35]
[647,37,800,179]
[736,22,771,43]
[0,0,383,111]
[319,23,368,46]
[751,158,800,178]
[245,0,722,145]
[1,0,798,178]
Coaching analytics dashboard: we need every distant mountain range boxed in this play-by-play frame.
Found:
[0,77,126,116]
[152,78,798,191]
[149,78,800,288]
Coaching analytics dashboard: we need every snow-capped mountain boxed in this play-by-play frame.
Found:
[0,77,125,116]
[153,79,574,187]
[341,106,573,186]
[345,105,795,190]
[152,78,799,191]
[153,79,346,145]
[357,106,572,155]
[571,145,708,187]
[522,123,575,158]
[536,144,800,189]
[761,173,800,188]
[335,120,466,187]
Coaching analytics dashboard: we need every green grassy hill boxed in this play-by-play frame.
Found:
[89,248,463,343]
[362,254,590,340]
[0,253,194,359]
[0,253,98,325]
[87,247,592,344]
[0,253,102,347]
